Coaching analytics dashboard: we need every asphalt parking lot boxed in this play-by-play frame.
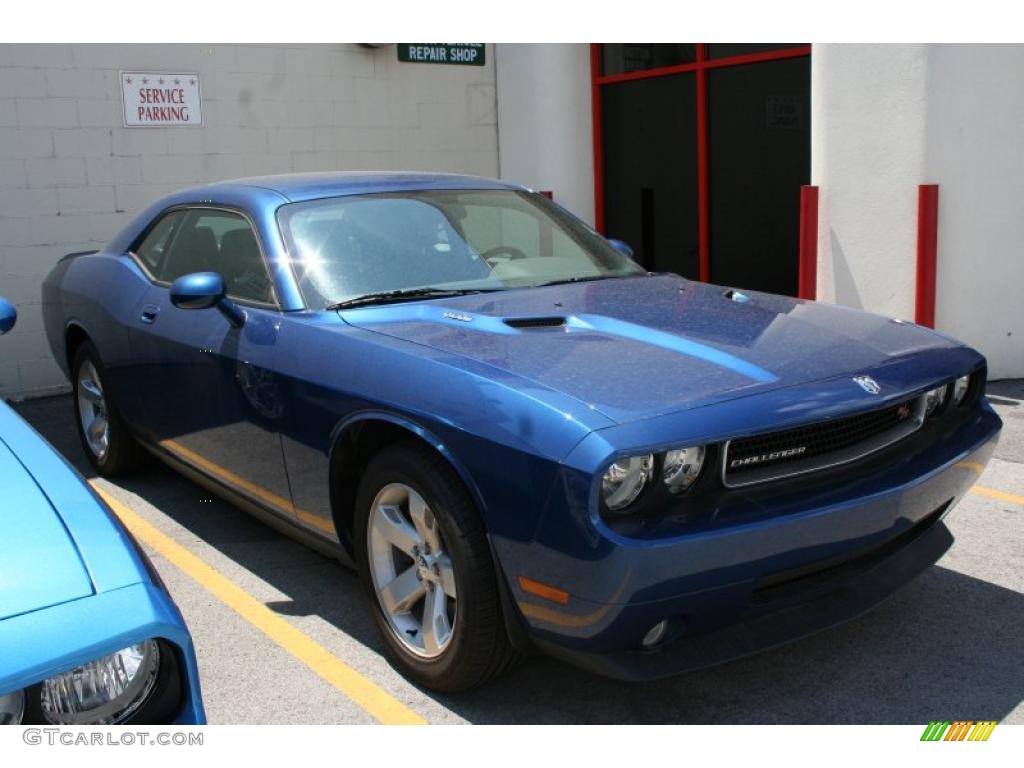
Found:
[11,381,1024,725]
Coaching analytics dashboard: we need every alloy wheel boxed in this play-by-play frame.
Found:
[367,483,458,658]
[77,360,110,461]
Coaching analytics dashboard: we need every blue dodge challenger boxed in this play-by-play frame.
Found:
[41,173,1001,692]
[0,299,204,724]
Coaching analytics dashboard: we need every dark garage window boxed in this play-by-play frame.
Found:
[594,43,811,295]
[708,56,810,296]
[600,74,699,276]
[600,44,698,76]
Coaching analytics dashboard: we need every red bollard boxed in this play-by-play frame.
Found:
[915,184,939,328]
[798,185,819,300]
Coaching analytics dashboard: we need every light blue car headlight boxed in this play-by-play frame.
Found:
[39,639,161,725]
[0,689,25,724]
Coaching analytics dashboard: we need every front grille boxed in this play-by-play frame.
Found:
[723,396,924,487]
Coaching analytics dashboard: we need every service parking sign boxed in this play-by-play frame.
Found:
[120,71,202,127]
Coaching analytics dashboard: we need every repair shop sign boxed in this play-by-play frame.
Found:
[397,44,485,66]
[120,71,202,127]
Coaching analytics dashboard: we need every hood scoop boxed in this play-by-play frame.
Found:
[503,316,567,329]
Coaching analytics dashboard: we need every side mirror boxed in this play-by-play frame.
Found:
[607,238,635,261]
[169,272,245,327]
[170,272,226,309]
[0,298,16,336]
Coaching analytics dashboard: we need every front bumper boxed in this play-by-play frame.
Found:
[535,501,954,680]
[506,404,1001,681]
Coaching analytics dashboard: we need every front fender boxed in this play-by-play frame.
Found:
[329,408,490,523]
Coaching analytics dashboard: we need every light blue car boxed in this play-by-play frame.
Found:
[0,298,204,725]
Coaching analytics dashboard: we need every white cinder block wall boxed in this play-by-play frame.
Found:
[0,43,498,397]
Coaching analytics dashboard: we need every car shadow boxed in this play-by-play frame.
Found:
[13,395,1024,724]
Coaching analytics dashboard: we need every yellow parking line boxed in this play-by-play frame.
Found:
[956,461,987,474]
[955,461,1024,506]
[970,485,1024,506]
[90,482,427,726]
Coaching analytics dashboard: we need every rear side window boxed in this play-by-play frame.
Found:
[134,210,186,273]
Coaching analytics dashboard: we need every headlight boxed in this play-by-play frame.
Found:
[40,639,161,725]
[0,689,24,725]
[602,454,654,511]
[952,374,971,405]
[924,384,948,416]
[663,446,705,493]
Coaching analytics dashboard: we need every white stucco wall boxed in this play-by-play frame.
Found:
[813,43,1023,378]
[811,45,928,320]
[0,43,498,397]
[924,45,1024,379]
[494,44,595,225]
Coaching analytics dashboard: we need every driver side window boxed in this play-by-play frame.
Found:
[149,208,276,305]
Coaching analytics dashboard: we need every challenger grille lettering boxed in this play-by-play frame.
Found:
[730,446,807,468]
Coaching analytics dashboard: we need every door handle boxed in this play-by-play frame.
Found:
[140,305,160,324]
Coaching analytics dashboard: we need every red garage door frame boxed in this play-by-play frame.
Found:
[590,43,812,283]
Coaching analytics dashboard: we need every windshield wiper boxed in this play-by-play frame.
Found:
[327,287,501,311]
[535,275,628,288]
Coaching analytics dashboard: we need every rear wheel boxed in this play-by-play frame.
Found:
[72,341,143,476]
[354,441,519,691]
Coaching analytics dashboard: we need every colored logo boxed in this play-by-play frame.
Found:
[853,375,881,395]
[920,721,997,741]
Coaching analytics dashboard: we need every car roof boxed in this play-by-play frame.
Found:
[102,171,539,291]
[184,171,528,204]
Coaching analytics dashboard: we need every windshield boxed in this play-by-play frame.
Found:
[276,189,646,308]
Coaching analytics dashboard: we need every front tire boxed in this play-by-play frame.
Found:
[72,341,143,476]
[354,441,518,692]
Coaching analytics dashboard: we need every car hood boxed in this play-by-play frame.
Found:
[340,274,962,424]
[0,436,93,620]
[0,403,149,621]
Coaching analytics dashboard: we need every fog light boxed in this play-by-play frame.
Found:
[924,384,948,416]
[952,374,970,405]
[0,689,24,725]
[641,620,668,649]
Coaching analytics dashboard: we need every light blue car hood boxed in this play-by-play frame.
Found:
[0,437,93,620]
[0,403,149,621]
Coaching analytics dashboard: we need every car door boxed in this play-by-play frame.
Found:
[126,206,295,524]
